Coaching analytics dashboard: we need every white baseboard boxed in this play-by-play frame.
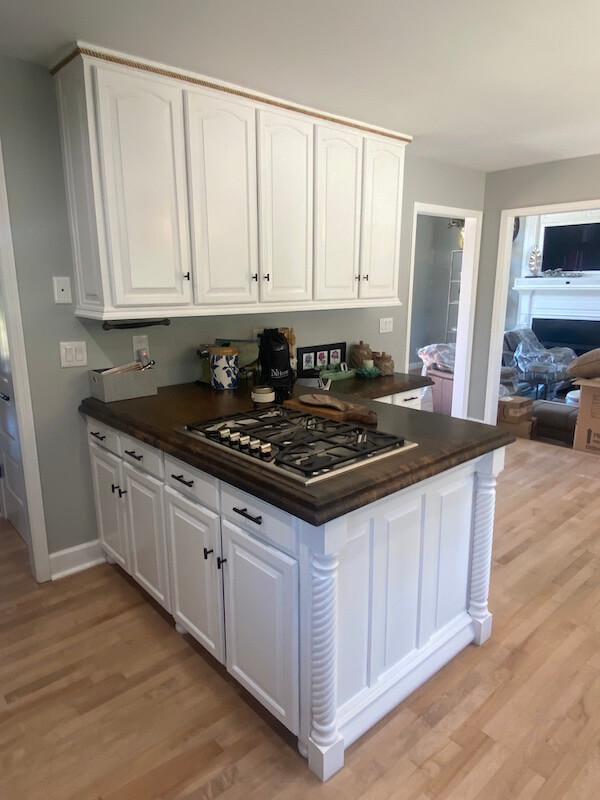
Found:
[50,539,105,580]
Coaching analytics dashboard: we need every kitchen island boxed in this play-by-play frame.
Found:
[80,382,513,780]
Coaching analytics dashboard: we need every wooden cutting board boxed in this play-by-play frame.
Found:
[283,395,378,425]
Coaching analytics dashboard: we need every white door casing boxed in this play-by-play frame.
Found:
[258,109,313,303]
[185,89,259,305]
[314,125,362,300]
[94,65,192,307]
[165,486,225,662]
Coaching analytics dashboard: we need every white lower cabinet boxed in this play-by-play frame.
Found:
[164,487,225,663]
[123,463,171,612]
[221,519,299,734]
[89,443,130,571]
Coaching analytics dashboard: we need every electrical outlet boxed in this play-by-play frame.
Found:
[379,317,394,333]
[60,341,87,367]
[132,335,149,360]
[53,276,72,304]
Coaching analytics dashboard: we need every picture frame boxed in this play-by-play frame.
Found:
[296,342,346,378]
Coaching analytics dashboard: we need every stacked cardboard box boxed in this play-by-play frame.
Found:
[573,378,600,456]
[497,396,534,438]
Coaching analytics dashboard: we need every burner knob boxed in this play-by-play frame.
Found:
[260,442,272,457]
[239,434,250,448]
[249,439,261,452]
[219,427,231,440]
[229,431,240,444]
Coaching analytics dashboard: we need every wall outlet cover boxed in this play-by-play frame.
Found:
[132,335,149,359]
[53,276,72,304]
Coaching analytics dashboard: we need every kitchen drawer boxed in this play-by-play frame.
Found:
[374,394,393,405]
[86,418,120,455]
[220,483,296,554]
[392,390,422,410]
[164,454,219,511]
[119,433,164,479]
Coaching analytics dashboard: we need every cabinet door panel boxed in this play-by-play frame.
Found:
[186,90,258,305]
[94,66,191,307]
[124,464,170,610]
[89,443,129,570]
[314,126,362,300]
[165,488,225,662]
[222,519,299,733]
[258,109,313,303]
[360,138,405,299]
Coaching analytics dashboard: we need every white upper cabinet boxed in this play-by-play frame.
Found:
[359,138,405,299]
[185,89,259,305]
[314,126,363,300]
[258,109,314,303]
[93,66,192,307]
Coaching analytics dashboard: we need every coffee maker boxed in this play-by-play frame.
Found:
[258,329,293,402]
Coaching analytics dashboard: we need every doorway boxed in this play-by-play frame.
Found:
[406,203,483,418]
[0,140,50,581]
[485,198,600,425]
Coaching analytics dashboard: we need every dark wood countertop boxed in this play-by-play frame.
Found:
[312,371,432,399]
[80,382,513,526]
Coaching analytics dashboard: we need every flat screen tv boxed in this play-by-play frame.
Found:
[542,223,600,271]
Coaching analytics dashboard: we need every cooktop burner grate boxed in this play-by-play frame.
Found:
[184,405,417,484]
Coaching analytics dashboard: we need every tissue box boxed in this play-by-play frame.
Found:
[89,368,158,403]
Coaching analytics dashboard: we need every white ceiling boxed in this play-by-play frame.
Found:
[1,0,599,172]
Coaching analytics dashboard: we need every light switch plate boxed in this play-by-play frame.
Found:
[379,317,394,333]
[60,341,87,368]
[53,276,72,304]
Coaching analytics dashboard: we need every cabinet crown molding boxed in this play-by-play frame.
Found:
[51,41,412,145]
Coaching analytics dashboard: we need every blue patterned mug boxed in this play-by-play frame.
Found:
[210,347,239,390]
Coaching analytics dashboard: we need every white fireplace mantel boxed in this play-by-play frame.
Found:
[513,275,600,327]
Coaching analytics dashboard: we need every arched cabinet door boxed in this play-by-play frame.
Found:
[314,125,363,301]
[185,89,259,305]
[94,65,192,308]
[359,138,406,300]
[258,109,313,303]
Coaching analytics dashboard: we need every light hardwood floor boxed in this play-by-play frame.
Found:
[2,439,600,799]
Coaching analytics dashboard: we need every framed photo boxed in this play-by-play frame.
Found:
[296,342,346,378]
[329,348,341,366]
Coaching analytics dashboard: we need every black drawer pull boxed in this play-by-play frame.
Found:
[232,506,263,525]
[118,488,127,498]
[124,450,143,461]
[203,547,214,560]
[90,431,106,441]
[183,271,191,281]
[217,556,227,569]
[402,396,418,403]
[0,392,10,402]
[251,273,259,281]
[111,484,119,494]
[172,473,194,488]
[263,273,270,282]
[362,274,369,281]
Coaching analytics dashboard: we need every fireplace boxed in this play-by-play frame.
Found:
[532,318,600,356]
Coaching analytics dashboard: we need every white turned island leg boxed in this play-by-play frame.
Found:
[468,449,505,645]
[308,552,345,781]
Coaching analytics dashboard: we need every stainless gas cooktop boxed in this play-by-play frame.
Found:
[183,406,417,485]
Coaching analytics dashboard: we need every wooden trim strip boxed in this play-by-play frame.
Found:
[50,46,412,144]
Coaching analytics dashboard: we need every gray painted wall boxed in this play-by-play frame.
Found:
[0,53,485,554]
[469,154,600,419]
[409,216,462,362]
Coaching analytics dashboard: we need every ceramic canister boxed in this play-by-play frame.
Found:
[209,346,239,390]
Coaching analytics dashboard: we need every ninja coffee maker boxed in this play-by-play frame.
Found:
[258,329,293,402]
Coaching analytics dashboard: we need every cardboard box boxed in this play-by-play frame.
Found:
[497,418,533,439]
[497,395,533,423]
[573,378,600,456]
[89,368,158,403]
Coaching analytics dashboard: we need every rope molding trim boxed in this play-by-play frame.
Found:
[50,46,413,145]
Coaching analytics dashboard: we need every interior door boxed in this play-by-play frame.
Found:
[258,109,313,303]
[314,125,363,300]
[0,270,29,544]
[185,88,259,305]
[165,487,225,662]
[221,519,299,733]
[94,65,192,308]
